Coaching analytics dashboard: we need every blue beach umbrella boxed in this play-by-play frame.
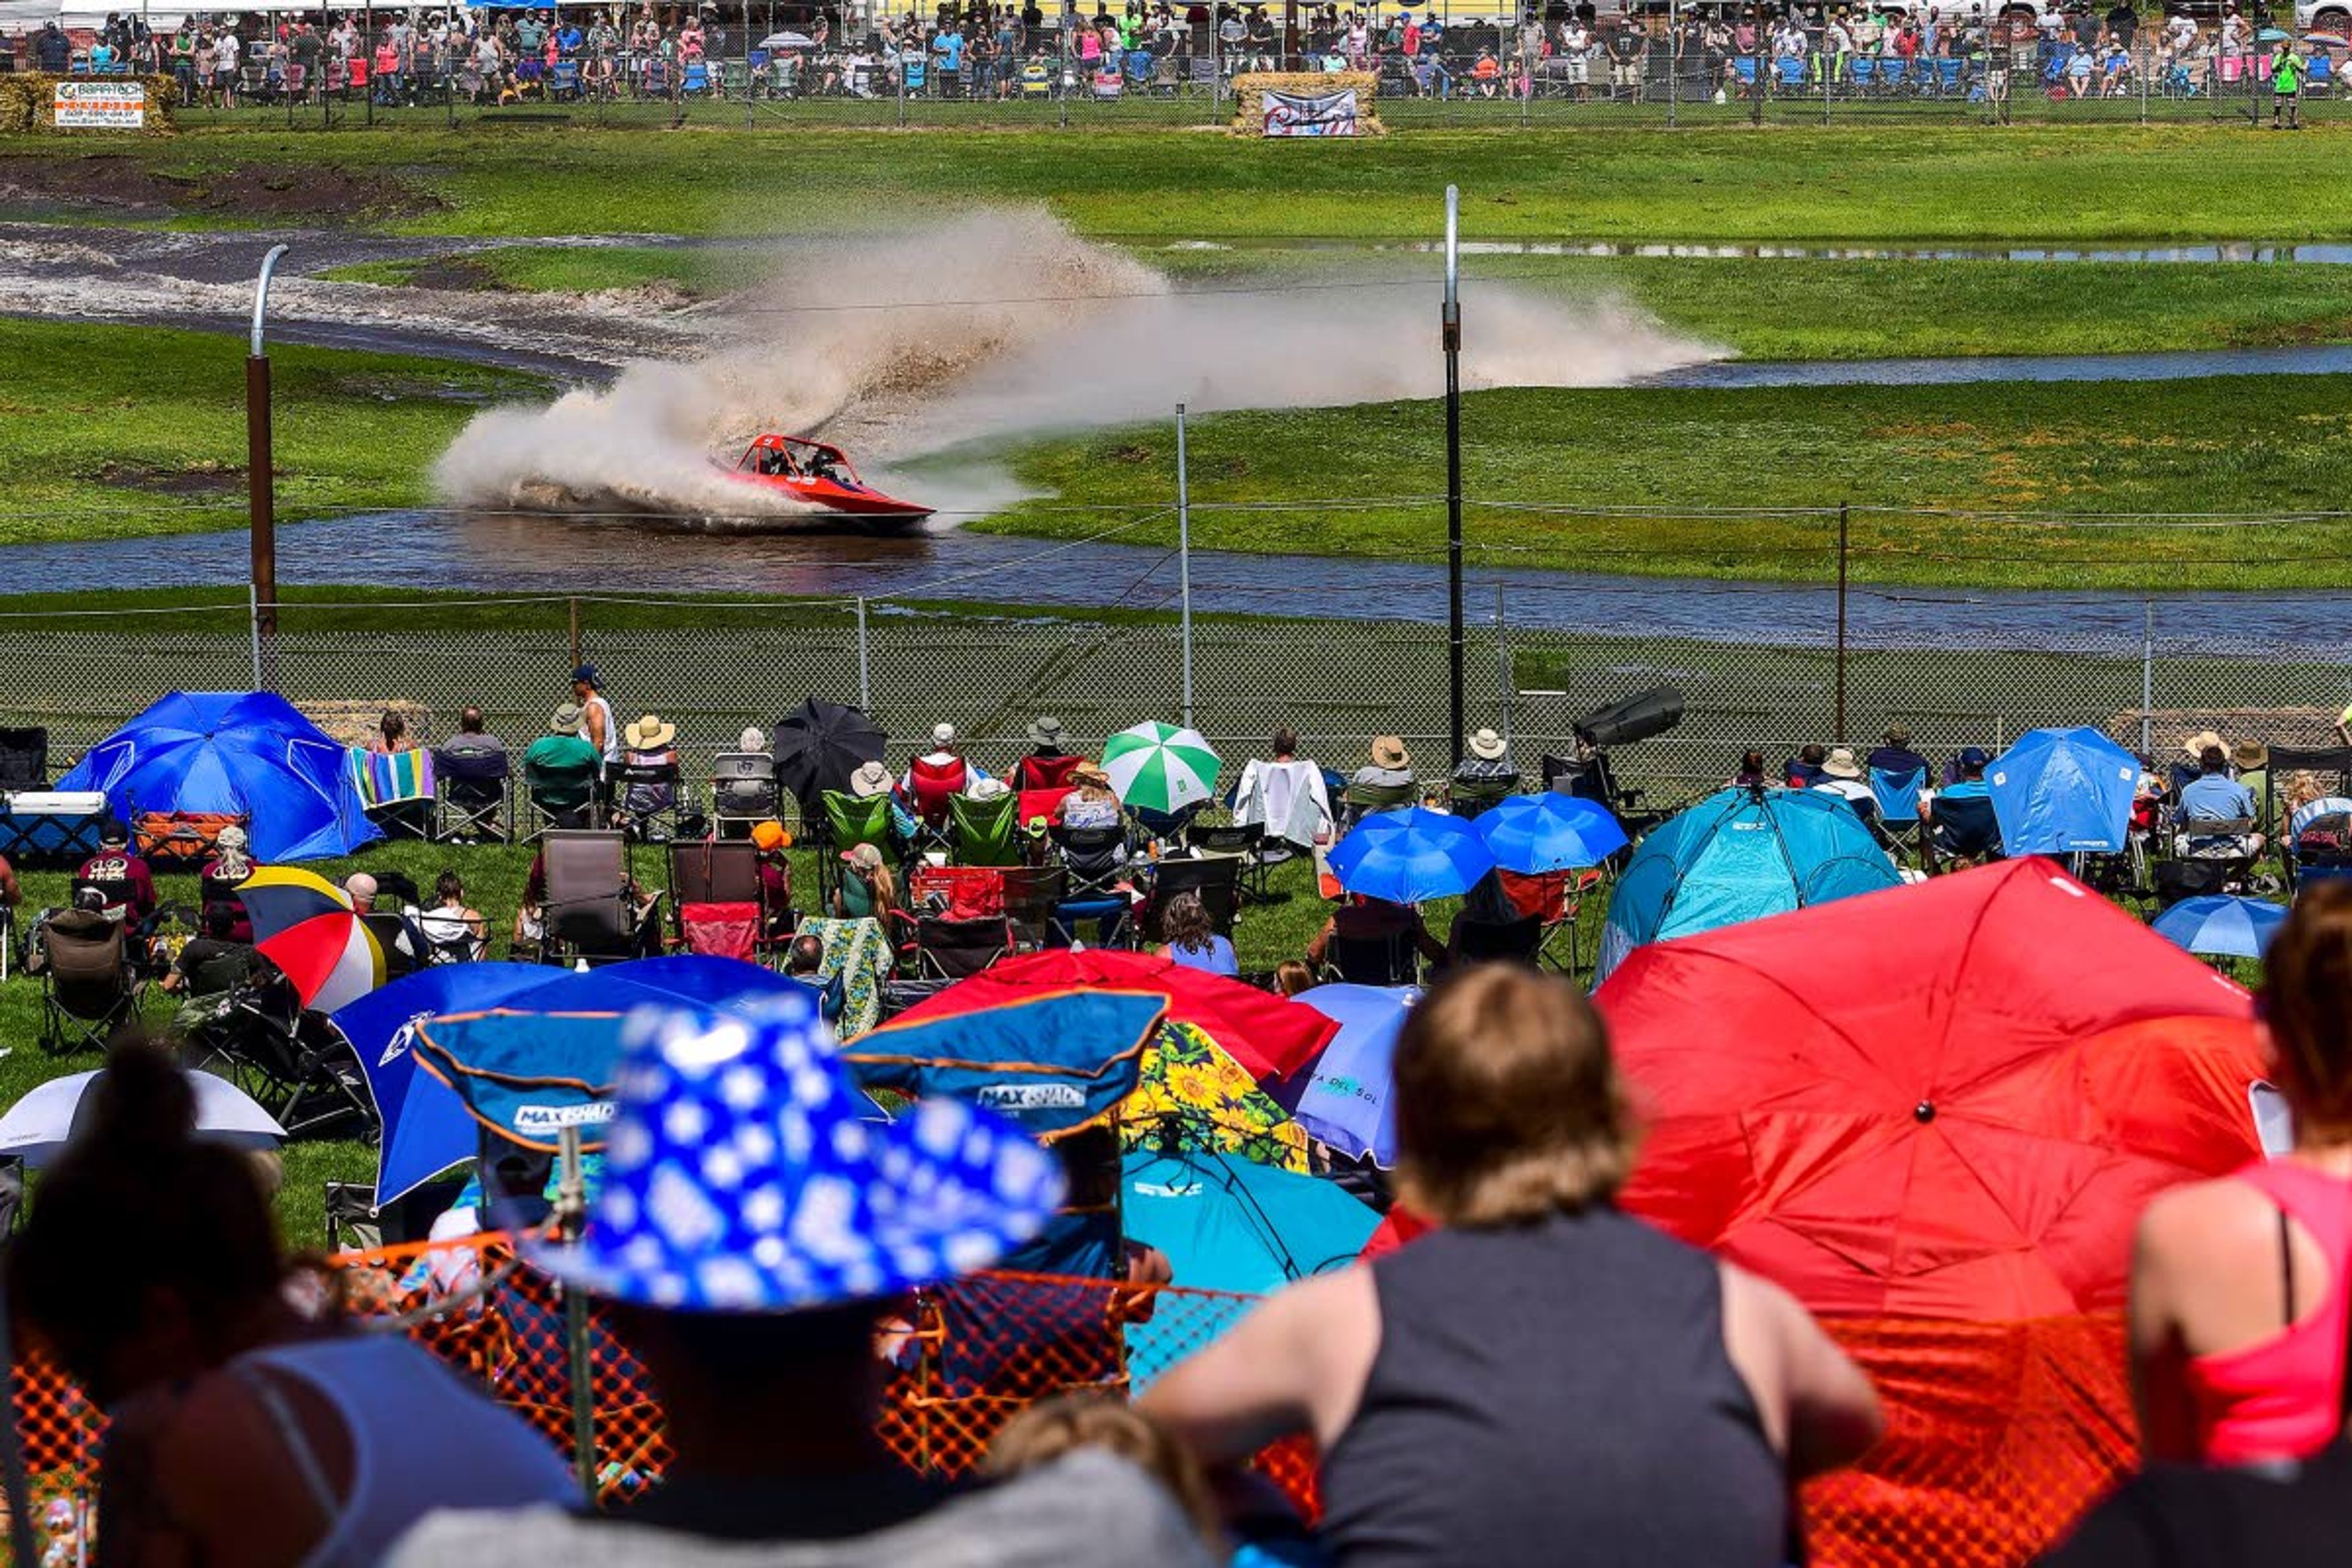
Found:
[1989,726,2141,856]
[56,690,379,862]
[1279,984,1417,1167]
[1477,791,1629,875]
[2152,895,2288,961]
[387,956,810,1199]
[1328,806,1496,904]
[333,961,555,1205]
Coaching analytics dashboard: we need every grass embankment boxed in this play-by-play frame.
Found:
[0,835,1491,1240]
[0,319,538,548]
[989,374,2352,590]
[6,124,2352,243]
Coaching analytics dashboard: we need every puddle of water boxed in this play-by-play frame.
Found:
[1646,342,2352,388]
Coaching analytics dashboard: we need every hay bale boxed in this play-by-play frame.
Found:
[1230,70,1384,135]
[300,699,434,750]
[15,74,177,135]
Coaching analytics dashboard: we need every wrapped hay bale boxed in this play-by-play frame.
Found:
[300,699,436,750]
[1231,70,1383,136]
[18,73,176,134]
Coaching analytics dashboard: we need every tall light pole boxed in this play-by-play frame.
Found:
[1442,186,1464,771]
[248,243,288,692]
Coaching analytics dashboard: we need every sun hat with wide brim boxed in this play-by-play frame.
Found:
[527,997,1064,1314]
[1027,716,1067,747]
[551,703,587,735]
[2180,729,2226,761]
[2233,739,2270,771]
[1821,746,1863,780]
[625,714,677,751]
[1467,728,1509,763]
[1370,735,1411,771]
[848,761,895,799]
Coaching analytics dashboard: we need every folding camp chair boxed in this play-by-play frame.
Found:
[820,788,899,907]
[0,726,48,791]
[1139,854,1241,944]
[1000,863,1066,950]
[949,791,1022,867]
[913,913,1013,980]
[608,752,687,843]
[435,744,512,843]
[1449,910,1544,965]
[1444,773,1518,821]
[524,750,601,839]
[1050,823,1133,946]
[415,909,488,967]
[539,829,647,967]
[1011,753,1085,793]
[1327,928,1416,987]
[362,911,426,982]
[1926,795,2002,870]
[1868,766,1928,863]
[710,752,779,839]
[669,839,775,961]
[1185,821,1269,902]
[36,910,138,1057]
[352,748,437,842]
[1338,778,1416,827]
[182,967,374,1140]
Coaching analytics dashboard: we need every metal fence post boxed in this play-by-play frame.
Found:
[856,596,873,710]
[1666,0,1678,127]
[1834,502,1850,742]
[1175,403,1194,729]
[2141,598,2155,761]
[568,595,581,671]
[249,582,265,692]
[1494,581,1512,739]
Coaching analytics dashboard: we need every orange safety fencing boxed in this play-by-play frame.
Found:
[6,1238,2130,1566]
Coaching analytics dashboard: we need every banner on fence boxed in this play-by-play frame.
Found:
[51,80,145,129]
[1263,87,1359,136]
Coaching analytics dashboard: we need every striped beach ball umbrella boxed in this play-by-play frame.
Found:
[1102,722,1223,815]
[239,865,385,1014]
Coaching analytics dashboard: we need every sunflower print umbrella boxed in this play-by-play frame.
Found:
[1121,1020,1311,1175]
[1101,722,1223,815]
[239,865,385,1014]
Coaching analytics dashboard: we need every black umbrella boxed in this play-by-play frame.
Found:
[772,698,887,809]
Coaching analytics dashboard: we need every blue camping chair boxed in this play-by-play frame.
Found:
[1733,55,1758,89]
[1879,56,1907,90]
[550,59,581,99]
[1775,54,1806,88]
[1935,56,1964,93]
[1929,794,2002,867]
[681,60,710,94]
[2310,51,2334,90]
[1869,766,1928,834]
[1850,55,1875,89]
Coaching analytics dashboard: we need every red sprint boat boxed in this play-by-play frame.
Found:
[722,434,934,525]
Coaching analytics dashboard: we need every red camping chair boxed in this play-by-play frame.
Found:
[908,864,1008,922]
[907,756,970,829]
[1011,753,1084,793]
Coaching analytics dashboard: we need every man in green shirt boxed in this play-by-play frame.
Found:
[2272,41,2304,129]
[521,702,601,827]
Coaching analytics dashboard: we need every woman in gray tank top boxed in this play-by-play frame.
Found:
[1145,965,1885,1568]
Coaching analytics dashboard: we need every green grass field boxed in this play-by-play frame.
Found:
[9,124,2352,243]
[0,319,539,547]
[986,374,2352,589]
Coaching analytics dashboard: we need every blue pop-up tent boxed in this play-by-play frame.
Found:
[1596,786,1901,984]
[57,691,377,862]
[1989,726,2141,856]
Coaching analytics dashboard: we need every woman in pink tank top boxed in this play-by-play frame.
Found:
[2132,883,2352,1464]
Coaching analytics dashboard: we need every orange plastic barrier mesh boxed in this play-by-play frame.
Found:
[7,1239,2130,1566]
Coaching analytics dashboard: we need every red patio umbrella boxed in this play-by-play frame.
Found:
[888,949,1337,1083]
[1596,860,2268,1567]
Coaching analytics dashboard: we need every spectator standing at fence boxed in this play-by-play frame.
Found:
[1144,966,1883,1568]
[387,1002,1212,1568]
[13,1039,573,1568]
[211,28,241,108]
[2271,37,2305,126]
[2126,886,2352,1466]
[571,663,619,765]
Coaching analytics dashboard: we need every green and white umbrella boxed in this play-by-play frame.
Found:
[1101,722,1222,814]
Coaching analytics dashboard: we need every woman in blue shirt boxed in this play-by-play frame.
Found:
[1156,890,1237,977]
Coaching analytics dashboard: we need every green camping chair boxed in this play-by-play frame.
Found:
[522,749,601,840]
[820,788,897,903]
[949,791,1022,867]
[1340,778,1417,826]
[1445,772,1520,821]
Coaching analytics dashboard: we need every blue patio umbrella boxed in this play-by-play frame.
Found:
[2152,895,2288,961]
[333,962,555,1205]
[1597,786,1901,984]
[1278,984,1417,1167]
[1121,1148,1378,1299]
[1989,726,2141,856]
[56,690,378,862]
[393,956,810,1191]
[1327,806,1495,904]
[1477,791,1629,875]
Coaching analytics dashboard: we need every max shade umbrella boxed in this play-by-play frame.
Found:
[1988,726,2140,856]
[1327,806,1495,904]
[1102,722,1222,815]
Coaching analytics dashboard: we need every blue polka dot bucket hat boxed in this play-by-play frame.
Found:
[529,990,1066,1313]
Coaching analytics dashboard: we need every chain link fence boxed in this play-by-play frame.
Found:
[2,592,2348,816]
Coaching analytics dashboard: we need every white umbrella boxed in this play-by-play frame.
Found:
[0,1069,285,1169]
[758,29,815,47]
